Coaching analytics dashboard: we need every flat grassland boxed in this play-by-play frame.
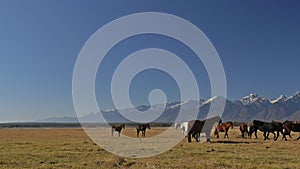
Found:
[0,127,299,169]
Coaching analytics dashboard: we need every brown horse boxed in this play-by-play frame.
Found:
[214,121,233,138]
[111,124,125,137]
[239,123,248,138]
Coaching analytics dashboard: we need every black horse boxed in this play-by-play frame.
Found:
[187,116,221,143]
[187,120,205,142]
[136,124,150,137]
[283,120,300,140]
[248,120,284,141]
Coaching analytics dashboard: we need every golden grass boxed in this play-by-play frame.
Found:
[0,127,299,169]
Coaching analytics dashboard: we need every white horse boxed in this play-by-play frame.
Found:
[175,122,189,137]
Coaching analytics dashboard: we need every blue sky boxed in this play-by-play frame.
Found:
[0,1,300,122]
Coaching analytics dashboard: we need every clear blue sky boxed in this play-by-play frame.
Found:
[0,1,300,122]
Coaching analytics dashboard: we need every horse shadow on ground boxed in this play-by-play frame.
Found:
[210,140,255,144]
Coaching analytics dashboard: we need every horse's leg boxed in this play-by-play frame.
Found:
[188,131,192,143]
[204,131,211,142]
[224,128,229,138]
[118,131,120,137]
[272,132,276,139]
[263,131,268,140]
[281,130,286,141]
[192,133,196,141]
[215,130,219,138]
[265,131,271,140]
[193,132,199,142]
[196,133,200,142]
[282,132,287,141]
[214,129,218,138]
[265,131,269,139]
[254,130,258,139]
[248,129,252,138]
[111,128,114,137]
[137,130,139,138]
[274,131,279,141]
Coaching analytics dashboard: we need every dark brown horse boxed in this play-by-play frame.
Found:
[283,120,300,140]
[111,124,125,137]
[136,124,150,137]
[239,123,248,138]
[187,120,205,142]
[187,116,221,143]
[248,120,284,141]
[214,121,233,138]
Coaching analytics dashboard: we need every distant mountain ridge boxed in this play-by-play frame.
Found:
[37,92,300,123]
[36,116,79,123]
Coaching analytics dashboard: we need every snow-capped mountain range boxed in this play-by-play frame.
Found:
[38,92,300,123]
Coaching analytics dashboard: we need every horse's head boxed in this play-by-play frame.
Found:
[121,124,125,129]
[228,122,233,129]
[147,124,151,129]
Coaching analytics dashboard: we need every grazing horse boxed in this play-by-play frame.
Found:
[239,123,248,138]
[136,124,150,137]
[187,116,221,143]
[248,120,284,141]
[214,121,233,138]
[283,120,300,140]
[111,124,125,137]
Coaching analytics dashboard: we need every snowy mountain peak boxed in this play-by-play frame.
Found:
[271,95,287,104]
[202,96,226,105]
[203,96,218,104]
[249,93,258,97]
[240,94,268,105]
[295,91,300,97]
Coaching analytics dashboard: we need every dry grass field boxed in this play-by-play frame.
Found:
[0,127,299,169]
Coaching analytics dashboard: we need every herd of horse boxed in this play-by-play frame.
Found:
[247,120,300,141]
[111,118,300,143]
